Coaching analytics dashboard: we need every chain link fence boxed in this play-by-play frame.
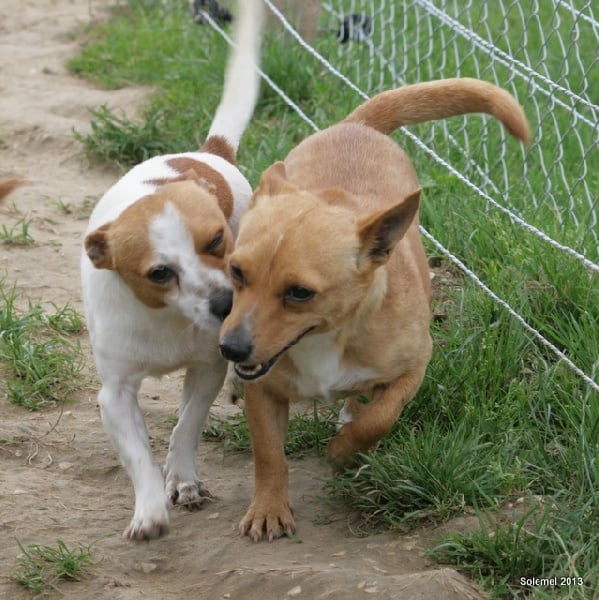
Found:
[315,1,598,261]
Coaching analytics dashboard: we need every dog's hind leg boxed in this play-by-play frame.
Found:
[97,371,169,540]
[164,361,227,509]
[327,366,428,469]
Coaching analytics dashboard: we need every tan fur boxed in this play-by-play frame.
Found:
[345,77,531,143]
[0,178,25,201]
[85,180,233,308]
[220,78,530,542]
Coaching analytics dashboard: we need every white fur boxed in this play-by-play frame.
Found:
[287,331,379,400]
[207,0,263,151]
[336,404,354,430]
[86,151,250,235]
[80,0,263,540]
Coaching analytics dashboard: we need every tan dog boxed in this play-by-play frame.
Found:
[218,78,530,542]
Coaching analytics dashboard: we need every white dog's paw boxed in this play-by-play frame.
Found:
[336,404,354,430]
[165,476,213,511]
[124,503,170,541]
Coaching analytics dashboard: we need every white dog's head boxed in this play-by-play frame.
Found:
[85,178,234,327]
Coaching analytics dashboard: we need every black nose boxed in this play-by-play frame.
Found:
[209,288,233,321]
[219,330,253,363]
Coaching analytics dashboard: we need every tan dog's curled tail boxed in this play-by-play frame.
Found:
[0,178,25,202]
[344,77,531,145]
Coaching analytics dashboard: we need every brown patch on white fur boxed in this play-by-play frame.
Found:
[200,135,237,165]
[219,78,530,542]
[85,180,233,308]
[0,178,25,201]
[147,157,234,220]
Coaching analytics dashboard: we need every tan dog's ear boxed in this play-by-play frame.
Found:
[357,189,421,267]
[255,162,299,198]
[85,223,115,270]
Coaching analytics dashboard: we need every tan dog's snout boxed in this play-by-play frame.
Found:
[219,325,253,363]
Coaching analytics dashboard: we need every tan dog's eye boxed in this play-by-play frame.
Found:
[205,230,224,255]
[147,266,177,285]
[230,264,244,286]
[284,285,315,303]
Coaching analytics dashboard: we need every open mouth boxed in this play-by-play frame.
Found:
[234,326,315,381]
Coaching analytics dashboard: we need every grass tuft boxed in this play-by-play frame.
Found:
[0,282,85,410]
[11,538,95,596]
[0,217,35,246]
[204,403,337,459]
[73,105,181,168]
[429,498,598,599]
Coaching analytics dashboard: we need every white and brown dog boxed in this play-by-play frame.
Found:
[219,78,530,542]
[81,0,263,540]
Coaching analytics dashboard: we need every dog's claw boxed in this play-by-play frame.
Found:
[124,520,170,541]
[239,500,295,543]
[166,478,213,510]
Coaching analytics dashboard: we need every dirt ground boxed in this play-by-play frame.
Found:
[0,1,487,598]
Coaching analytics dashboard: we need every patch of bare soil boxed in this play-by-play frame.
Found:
[0,2,486,598]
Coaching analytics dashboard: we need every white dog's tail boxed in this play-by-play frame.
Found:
[202,0,264,161]
[344,78,531,145]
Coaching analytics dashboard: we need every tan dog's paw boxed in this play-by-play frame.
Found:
[239,498,295,543]
[327,429,360,470]
[327,424,377,470]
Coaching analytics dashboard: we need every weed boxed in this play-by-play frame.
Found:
[203,402,337,459]
[73,105,181,167]
[53,196,97,220]
[0,282,85,410]
[0,217,35,246]
[429,498,598,599]
[11,538,95,596]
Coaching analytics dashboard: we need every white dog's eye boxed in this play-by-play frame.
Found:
[147,266,177,285]
[205,230,224,255]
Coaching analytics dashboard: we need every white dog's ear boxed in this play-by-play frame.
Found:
[85,223,114,270]
[252,162,298,206]
[357,189,421,267]
[175,168,217,194]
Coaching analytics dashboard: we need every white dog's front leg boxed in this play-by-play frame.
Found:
[164,361,227,508]
[98,376,169,540]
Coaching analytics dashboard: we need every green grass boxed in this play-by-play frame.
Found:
[11,538,95,596]
[204,402,337,459]
[0,217,35,246]
[68,1,598,597]
[0,281,85,410]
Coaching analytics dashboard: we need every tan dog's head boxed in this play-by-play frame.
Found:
[85,177,235,326]
[219,162,420,380]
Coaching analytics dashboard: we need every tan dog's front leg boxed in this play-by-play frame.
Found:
[328,368,426,469]
[240,382,294,542]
